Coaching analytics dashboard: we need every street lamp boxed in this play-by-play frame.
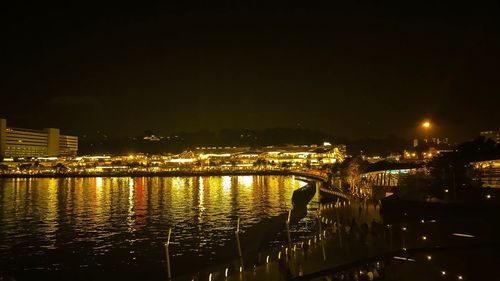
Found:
[421,120,431,141]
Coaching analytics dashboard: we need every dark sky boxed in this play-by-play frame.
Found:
[1,2,499,141]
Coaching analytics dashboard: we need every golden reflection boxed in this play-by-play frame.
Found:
[133,178,146,229]
[127,178,135,232]
[239,176,253,188]
[173,177,184,190]
[0,175,307,264]
[198,176,205,223]
[44,179,58,244]
[95,178,104,219]
[96,177,103,188]
[222,176,231,193]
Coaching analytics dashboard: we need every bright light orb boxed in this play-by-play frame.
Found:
[422,121,431,128]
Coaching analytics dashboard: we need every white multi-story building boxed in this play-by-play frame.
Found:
[0,119,78,158]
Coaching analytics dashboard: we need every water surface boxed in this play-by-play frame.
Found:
[0,175,310,280]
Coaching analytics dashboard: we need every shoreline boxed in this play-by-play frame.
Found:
[0,169,329,182]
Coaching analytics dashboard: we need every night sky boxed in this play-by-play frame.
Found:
[1,2,499,141]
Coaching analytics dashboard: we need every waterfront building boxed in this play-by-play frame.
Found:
[413,137,449,147]
[260,144,346,165]
[170,144,346,167]
[0,119,78,158]
[193,147,249,165]
[480,130,500,143]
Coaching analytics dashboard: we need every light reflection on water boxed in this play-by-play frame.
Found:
[0,175,308,277]
[478,166,500,188]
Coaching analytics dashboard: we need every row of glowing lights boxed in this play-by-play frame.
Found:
[202,209,476,281]
[394,252,465,280]
[443,188,494,199]
[3,146,342,164]
[171,201,334,280]
[172,198,476,281]
[396,221,474,281]
[324,202,473,281]
[404,151,437,157]
[395,254,466,280]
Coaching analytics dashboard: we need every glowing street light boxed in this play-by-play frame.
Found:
[421,120,432,141]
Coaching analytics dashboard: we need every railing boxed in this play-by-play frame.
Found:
[319,186,351,200]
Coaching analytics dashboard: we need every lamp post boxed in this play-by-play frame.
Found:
[421,120,431,142]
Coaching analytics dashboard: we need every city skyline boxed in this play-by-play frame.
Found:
[1,3,499,141]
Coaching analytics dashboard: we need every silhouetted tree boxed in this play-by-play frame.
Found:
[345,157,366,193]
[0,164,9,173]
[54,163,66,174]
[427,136,500,192]
[414,142,430,159]
[19,163,32,171]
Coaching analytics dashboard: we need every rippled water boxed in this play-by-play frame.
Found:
[0,175,311,280]
[478,167,500,188]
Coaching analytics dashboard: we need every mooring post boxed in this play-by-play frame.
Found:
[389,225,393,250]
[318,213,326,261]
[236,218,244,270]
[165,228,172,280]
[286,209,292,245]
[336,208,342,248]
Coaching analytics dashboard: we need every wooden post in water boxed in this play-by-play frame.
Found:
[318,212,326,261]
[286,209,292,245]
[336,207,342,248]
[165,228,172,280]
[235,218,244,270]
[388,225,393,251]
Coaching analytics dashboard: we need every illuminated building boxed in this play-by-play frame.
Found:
[193,147,249,165]
[143,134,162,141]
[186,144,346,167]
[0,118,78,158]
[480,130,500,143]
[260,144,346,165]
[413,137,449,147]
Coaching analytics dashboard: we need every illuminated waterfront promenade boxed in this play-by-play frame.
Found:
[0,165,330,184]
[0,154,333,187]
[0,143,345,177]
